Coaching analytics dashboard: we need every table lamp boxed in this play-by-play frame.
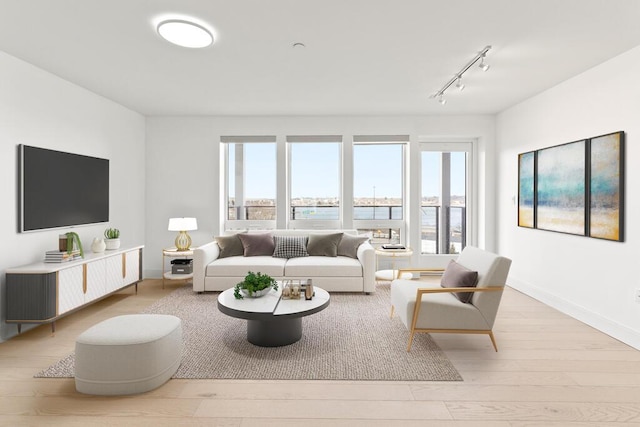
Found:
[168,217,197,251]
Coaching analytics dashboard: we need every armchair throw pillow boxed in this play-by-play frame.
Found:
[440,259,478,303]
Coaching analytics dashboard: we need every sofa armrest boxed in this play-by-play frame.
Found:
[193,241,220,292]
[357,241,376,294]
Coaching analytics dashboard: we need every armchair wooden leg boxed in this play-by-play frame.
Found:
[390,305,395,318]
[488,331,498,352]
[407,331,415,352]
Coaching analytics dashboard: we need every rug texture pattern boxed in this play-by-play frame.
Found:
[36,284,462,381]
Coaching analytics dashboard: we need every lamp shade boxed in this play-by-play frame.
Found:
[168,217,198,231]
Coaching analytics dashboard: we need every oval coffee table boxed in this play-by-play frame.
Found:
[217,286,330,347]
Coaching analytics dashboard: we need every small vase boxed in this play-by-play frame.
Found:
[91,237,106,253]
[105,238,121,250]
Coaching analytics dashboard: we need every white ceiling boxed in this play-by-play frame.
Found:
[2,0,640,116]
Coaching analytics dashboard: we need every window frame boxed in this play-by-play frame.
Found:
[351,138,407,246]
[287,136,343,230]
[222,136,277,231]
[418,140,475,257]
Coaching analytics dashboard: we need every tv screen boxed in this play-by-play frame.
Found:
[19,145,109,232]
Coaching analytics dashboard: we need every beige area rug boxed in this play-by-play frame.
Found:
[36,283,462,381]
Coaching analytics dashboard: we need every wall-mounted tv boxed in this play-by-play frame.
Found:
[19,145,109,232]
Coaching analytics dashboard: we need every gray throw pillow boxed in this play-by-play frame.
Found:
[440,259,478,303]
[306,233,343,257]
[237,233,275,256]
[337,234,369,258]
[273,236,309,259]
[214,234,244,258]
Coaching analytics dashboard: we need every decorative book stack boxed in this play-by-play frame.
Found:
[44,250,82,263]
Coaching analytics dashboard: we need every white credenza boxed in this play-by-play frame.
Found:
[6,245,143,334]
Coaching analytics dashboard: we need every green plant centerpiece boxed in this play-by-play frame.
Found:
[234,271,278,299]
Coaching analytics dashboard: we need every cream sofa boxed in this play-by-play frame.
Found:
[193,230,376,293]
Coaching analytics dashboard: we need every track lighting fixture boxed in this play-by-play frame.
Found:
[478,55,490,71]
[430,45,491,105]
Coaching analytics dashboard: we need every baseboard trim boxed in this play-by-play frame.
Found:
[508,277,640,351]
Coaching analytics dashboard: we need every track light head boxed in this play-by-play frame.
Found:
[478,55,490,71]
[438,94,447,105]
[455,77,465,91]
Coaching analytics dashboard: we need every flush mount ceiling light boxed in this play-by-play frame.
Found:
[430,45,491,105]
[157,19,213,48]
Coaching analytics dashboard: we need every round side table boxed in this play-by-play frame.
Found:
[162,248,194,288]
[374,247,414,281]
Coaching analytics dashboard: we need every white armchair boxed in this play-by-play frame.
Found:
[390,246,512,351]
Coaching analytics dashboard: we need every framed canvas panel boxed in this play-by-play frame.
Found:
[589,131,624,241]
[536,140,586,236]
[518,151,535,228]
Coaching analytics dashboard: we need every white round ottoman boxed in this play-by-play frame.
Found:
[75,314,182,395]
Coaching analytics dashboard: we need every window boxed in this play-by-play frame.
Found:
[219,135,474,248]
[223,136,276,229]
[352,137,407,245]
[420,143,471,254]
[288,136,341,227]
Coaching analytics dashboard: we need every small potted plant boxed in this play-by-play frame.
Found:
[234,271,278,299]
[104,228,121,250]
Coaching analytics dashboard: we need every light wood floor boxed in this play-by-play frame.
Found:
[1,279,640,426]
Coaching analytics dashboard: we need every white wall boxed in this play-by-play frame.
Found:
[0,52,146,341]
[145,115,496,277]
[496,46,640,349]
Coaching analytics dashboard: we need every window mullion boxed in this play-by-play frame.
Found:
[276,136,287,229]
[342,136,354,229]
[440,152,451,254]
[234,144,245,220]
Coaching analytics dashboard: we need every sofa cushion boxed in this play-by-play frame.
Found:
[441,260,478,303]
[337,234,369,258]
[206,256,286,277]
[214,234,244,258]
[285,256,362,277]
[238,232,275,256]
[306,233,343,257]
[273,235,308,259]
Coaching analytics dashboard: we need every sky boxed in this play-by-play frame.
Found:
[229,143,466,199]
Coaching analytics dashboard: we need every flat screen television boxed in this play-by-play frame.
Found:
[19,145,109,232]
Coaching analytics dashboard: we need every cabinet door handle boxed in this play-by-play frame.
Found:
[122,253,126,279]
[82,265,87,294]
[56,271,60,314]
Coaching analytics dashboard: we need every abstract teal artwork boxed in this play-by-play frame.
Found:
[518,152,535,228]
[589,132,624,241]
[536,140,586,235]
[518,131,624,242]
